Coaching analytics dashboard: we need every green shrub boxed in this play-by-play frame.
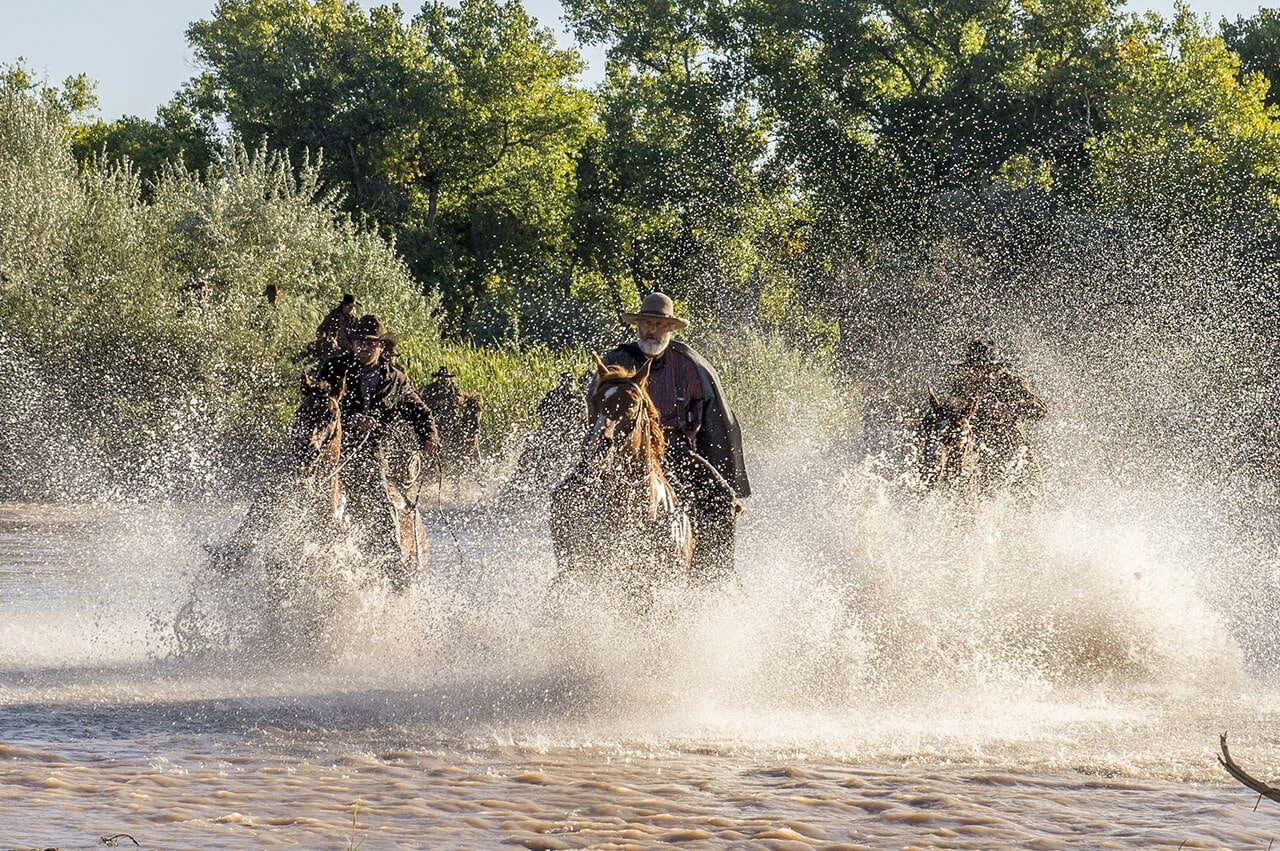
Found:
[0,78,439,497]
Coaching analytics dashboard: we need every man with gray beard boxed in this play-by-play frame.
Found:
[600,292,750,583]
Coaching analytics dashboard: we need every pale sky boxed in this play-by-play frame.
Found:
[0,0,1266,121]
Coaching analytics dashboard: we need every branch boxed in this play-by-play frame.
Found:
[880,0,953,58]
[1218,733,1280,804]
[868,38,924,93]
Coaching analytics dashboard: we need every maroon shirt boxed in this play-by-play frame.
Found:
[647,346,705,440]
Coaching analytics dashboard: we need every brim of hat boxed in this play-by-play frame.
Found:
[620,312,689,330]
[352,333,398,344]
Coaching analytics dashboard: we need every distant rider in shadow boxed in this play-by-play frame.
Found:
[948,339,1047,494]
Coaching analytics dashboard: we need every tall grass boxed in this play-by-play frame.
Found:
[396,338,586,455]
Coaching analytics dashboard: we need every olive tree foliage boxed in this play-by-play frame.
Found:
[0,74,437,498]
[186,0,594,337]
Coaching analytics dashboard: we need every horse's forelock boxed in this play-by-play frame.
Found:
[591,364,639,405]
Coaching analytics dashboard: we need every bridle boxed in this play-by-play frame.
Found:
[587,377,650,456]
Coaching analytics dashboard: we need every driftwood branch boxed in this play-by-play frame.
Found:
[100,834,140,848]
[1218,733,1280,804]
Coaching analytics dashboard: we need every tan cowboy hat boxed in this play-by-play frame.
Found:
[349,314,398,344]
[619,292,689,330]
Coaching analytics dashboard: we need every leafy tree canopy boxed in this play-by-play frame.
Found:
[187,0,594,335]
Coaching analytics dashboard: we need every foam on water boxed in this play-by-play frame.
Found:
[0,412,1263,786]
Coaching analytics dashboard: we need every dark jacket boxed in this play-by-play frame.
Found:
[603,341,751,497]
[951,365,1046,453]
[316,305,356,355]
[315,352,438,450]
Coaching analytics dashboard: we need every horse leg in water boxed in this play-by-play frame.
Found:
[340,445,413,590]
[664,441,738,585]
[383,446,427,591]
[549,471,600,585]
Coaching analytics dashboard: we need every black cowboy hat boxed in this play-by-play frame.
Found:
[349,314,398,344]
[954,339,999,367]
[618,292,690,330]
[433,365,456,379]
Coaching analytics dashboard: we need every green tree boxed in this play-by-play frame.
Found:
[1223,8,1280,106]
[564,0,803,325]
[563,0,1126,328]
[187,0,593,337]
[1087,8,1280,228]
[0,60,97,119]
[71,86,221,189]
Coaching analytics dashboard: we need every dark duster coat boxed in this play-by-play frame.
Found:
[603,340,751,497]
[316,306,355,353]
[315,351,439,450]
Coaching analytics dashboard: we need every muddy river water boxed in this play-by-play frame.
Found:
[2,459,1279,849]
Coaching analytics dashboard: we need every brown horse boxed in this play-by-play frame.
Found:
[290,371,430,589]
[361,421,431,590]
[549,358,694,599]
[915,387,981,499]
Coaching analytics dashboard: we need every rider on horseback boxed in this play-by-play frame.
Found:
[600,293,750,583]
[315,293,358,358]
[948,340,1047,492]
[314,314,438,587]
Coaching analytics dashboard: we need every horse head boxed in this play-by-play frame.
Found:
[586,357,665,465]
[917,385,980,489]
[293,372,345,473]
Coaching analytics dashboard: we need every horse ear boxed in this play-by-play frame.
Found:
[633,357,652,386]
[927,385,940,409]
[331,375,346,400]
[593,354,608,378]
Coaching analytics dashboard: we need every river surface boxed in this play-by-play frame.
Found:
[2,451,1279,848]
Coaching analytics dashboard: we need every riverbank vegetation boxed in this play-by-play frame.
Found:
[3,0,1280,497]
